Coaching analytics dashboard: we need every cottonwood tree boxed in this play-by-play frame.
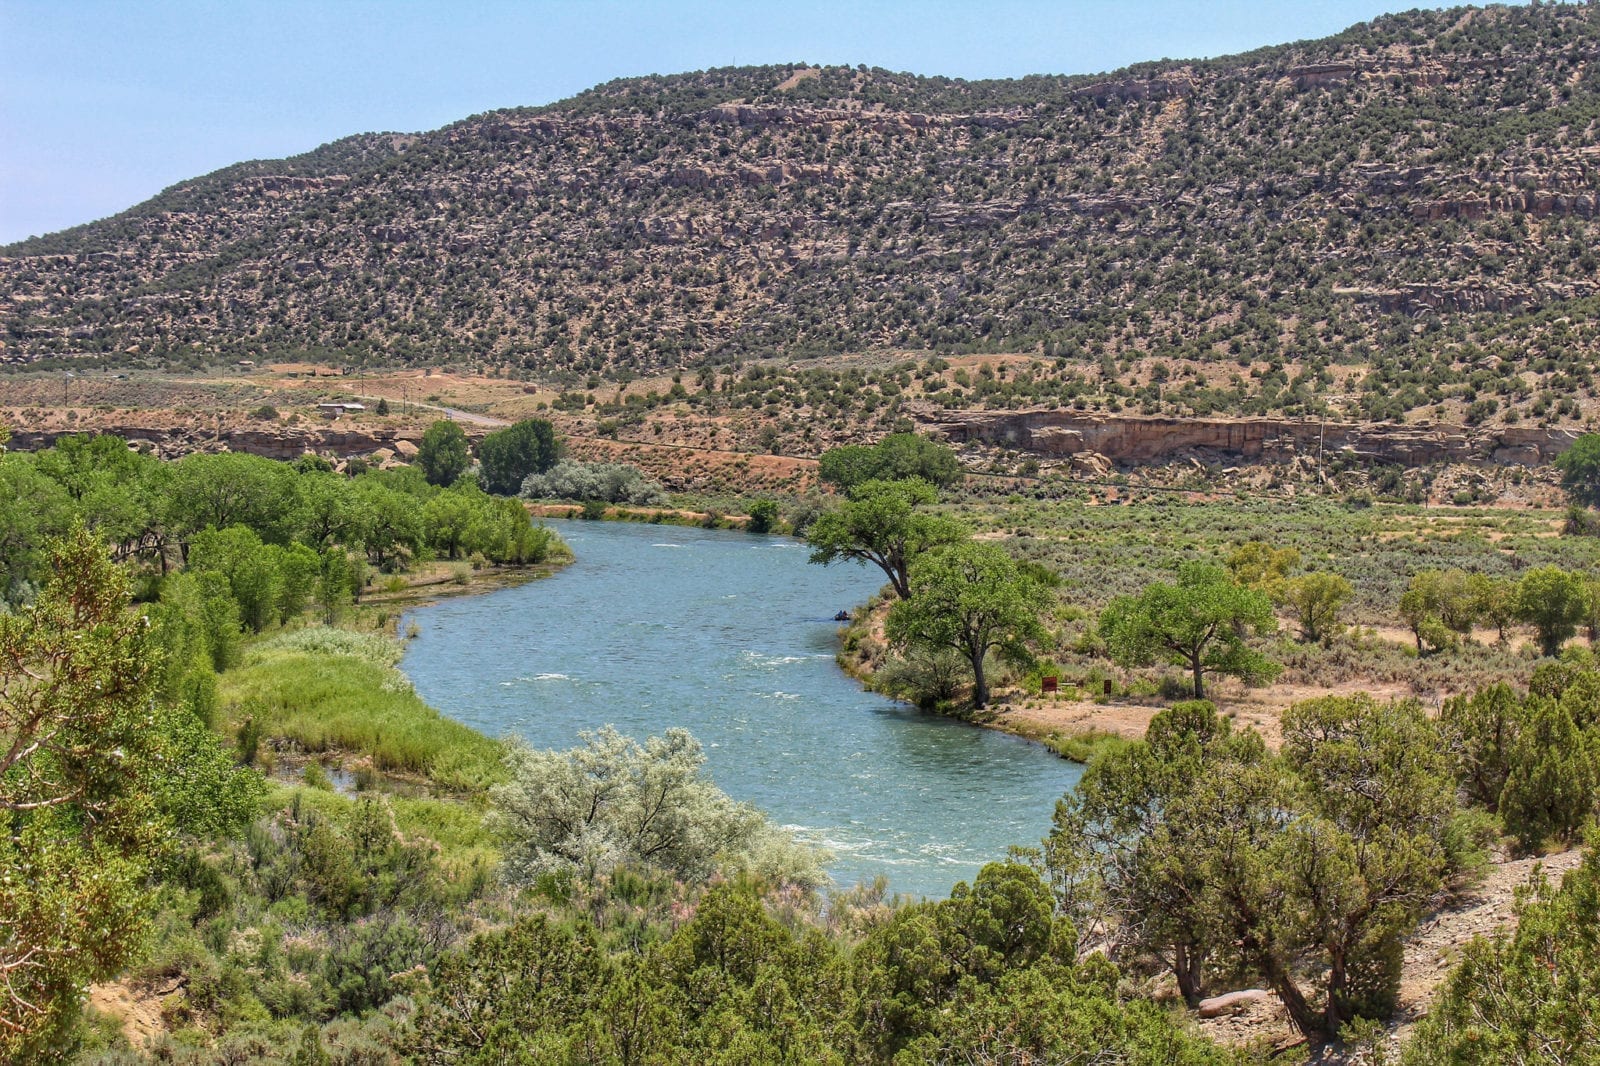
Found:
[1226,540,1300,594]
[817,432,963,491]
[806,478,967,600]
[1469,572,1518,644]
[1399,569,1480,653]
[1100,563,1280,700]
[1279,571,1352,644]
[348,480,425,571]
[422,492,477,559]
[476,418,557,495]
[163,450,297,549]
[0,451,75,601]
[417,419,470,486]
[1553,432,1600,507]
[294,471,355,548]
[33,433,166,559]
[1515,565,1587,656]
[884,541,1048,708]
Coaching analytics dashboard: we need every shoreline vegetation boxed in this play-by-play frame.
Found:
[520,499,1128,762]
[11,3,1600,1053]
[523,499,777,532]
[5,410,1600,1061]
[831,597,1131,764]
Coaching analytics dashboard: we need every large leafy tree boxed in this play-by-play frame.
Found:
[186,524,320,632]
[33,433,165,557]
[817,432,963,491]
[0,452,75,602]
[884,541,1048,708]
[1279,571,1352,644]
[1554,432,1600,507]
[476,418,557,495]
[348,480,426,571]
[417,419,470,487]
[164,450,298,549]
[1100,562,1280,700]
[806,478,966,600]
[293,470,355,548]
[1398,568,1480,654]
[422,491,478,559]
[1515,565,1587,656]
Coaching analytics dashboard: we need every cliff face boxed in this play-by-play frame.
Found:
[929,410,1578,469]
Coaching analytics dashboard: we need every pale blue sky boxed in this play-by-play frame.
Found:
[2,1,1443,244]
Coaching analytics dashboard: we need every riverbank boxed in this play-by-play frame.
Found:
[214,527,578,795]
[833,599,1413,761]
[357,552,574,613]
[398,518,1076,898]
[524,499,774,531]
[829,596,1131,764]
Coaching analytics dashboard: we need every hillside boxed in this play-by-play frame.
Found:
[6,4,1600,432]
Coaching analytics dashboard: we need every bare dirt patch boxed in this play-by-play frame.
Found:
[88,977,182,1049]
[997,696,1166,744]
[774,67,821,92]
[1394,847,1584,1033]
[994,676,1414,753]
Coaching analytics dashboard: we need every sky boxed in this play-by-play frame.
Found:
[1,0,1446,245]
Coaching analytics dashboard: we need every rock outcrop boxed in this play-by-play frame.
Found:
[927,410,1578,469]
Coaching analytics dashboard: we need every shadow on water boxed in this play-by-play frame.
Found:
[401,519,1080,898]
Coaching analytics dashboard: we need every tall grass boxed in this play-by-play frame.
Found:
[253,625,404,667]
[223,633,505,792]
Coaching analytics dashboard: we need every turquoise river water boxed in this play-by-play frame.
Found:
[399,519,1081,898]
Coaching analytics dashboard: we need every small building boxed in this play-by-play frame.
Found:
[316,402,366,418]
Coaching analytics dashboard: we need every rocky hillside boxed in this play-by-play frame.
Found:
[6,4,1600,429]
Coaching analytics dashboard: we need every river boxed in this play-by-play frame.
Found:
[400,519,1081,898]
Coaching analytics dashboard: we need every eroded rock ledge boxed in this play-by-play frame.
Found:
[924,409,1577,469]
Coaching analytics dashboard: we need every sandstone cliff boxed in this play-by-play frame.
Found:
[927,410,1578,469]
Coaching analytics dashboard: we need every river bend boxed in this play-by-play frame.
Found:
[400,519,1080,898]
